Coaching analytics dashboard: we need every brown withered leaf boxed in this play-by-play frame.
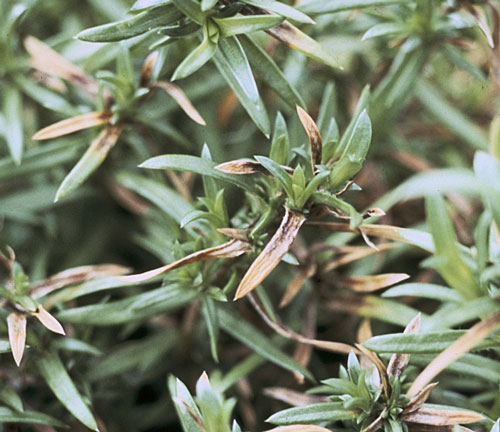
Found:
[407,310,500,397]
[31,305,65,335]
[117,239,251,283]
[140,51,159,87]
[357,319,373,344]
[279,262,316,308]
[234,208,306,300]
[387,313,421,379]
[296,106,322,168]
[32,111,112,140]
[217,228,250,242]
[403,383,439,415]
[265,426,332,432]
[7,313,27,367]
[407,426,472,432]
[153,81,206,125]
[30,264,131,298]
[362,408,386,432]
[24,36,99,96]
[402,405,484,426]
[215,159,271,175]
[293,299,316,383]
[263,387,328,407]
[338,273,410,293]
[323,243,398,272]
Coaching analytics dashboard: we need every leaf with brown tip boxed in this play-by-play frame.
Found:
[153,81,206,125]
[215,159,271,175]
[32,111,112,140]
[402,405,484,426]
[387,313,421,378]
[140,51,159,87]
[279,263,316,308]
[407,311,500,397]
[338,273,410,292]
[234,208,306,300]
[296,106,322,169]
[32,305,65,335]
[403,383,439,415]
[24,36,99,96]
[263,387,328,407]
[117,239,251,284]
[7,313,27,367]
[355,343,389,398]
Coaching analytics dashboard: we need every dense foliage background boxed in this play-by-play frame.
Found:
[0,0,500,431]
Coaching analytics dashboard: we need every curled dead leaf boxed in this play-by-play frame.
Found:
[217,228,250,242]
[117,239,251,284]
[387,313,421,379]
[402,405,484,426]
[296,106,322,168]
[355,343,389,398]
[338,273,410,293]
[279,262,316,308]
[140,51,159,87]
[31,305,65,335]
[403,383,439,416]
[7,313,27,367]
[32,111,112,140]
[234,208,306,300]
[263,387,328,407]
[215,159,271,175]
[153,81,206,125]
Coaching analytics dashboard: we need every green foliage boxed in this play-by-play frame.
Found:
[0,0,500,431]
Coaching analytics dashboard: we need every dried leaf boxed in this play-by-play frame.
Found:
[279,263,316,308]
[32,111,112,140]
[403,383,439,415]
[338,273,410,292]
[153,81,206,125]
[407,311,500,397]
[31,305,65,335]
[216,159,271,175]
[323,243,397,272]
[402,405,484,426]
[296,106,322,168]
[293,300,316,383]
[357,319,373,344]
[234,208,306,300]
[355,343,389,398]
[263,387,328,407]
[362,408,386,432]
[217,228,251,242]
[30,264,131,298]
[7,313,27,367]
[24,36,99,96]
[265,426,332,432]
[117,239,251,283]
[140,51,159,87]
[387,313,421,378]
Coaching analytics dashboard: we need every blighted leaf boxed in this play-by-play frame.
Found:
[55,123,124,201]
[403,383,438,415]
[408,311,500,397]
[117,239,251,283]
[216,159,273,175]
[338,273,409,293]
[24,36,98,96]
[153,81,206,125]
[32,111,112,140]
[235,208,306,300]
[38,352,99,431]
[267,22,341,70]
[387,313,420,379]
[401,404,485,426]
[7,313,26,367]
[32,305,65,335]
[296,106,322,169]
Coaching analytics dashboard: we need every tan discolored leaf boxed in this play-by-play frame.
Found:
[296,106,322,168]
[387,313,421,378]
[338,273,410,293]
[407,311,500,397]
[265,426,332,432]
[355,343,389,398]
[279,262,316,308]
[30,264,130,298]
[403,383,439,415]
[217,227,250,242]
[31,305,65,335]
[153,81,206,125]
[402,405,484,426]
[117,239,251,283]
[216,159,271,175]
[293,300,316,383]
[32,111,112,140]
[7,313,27,367]
[140,51,159,87]
[323,243,398,272]
[263,387,328,407]
[234,208,306,300]
[362,408,386,432]
[357,319,373,344]
[24,36,99,96]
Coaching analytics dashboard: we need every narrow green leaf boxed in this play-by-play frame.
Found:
[426,193,481,299]
[77,5,183,42]
[266,402,356,425]
[362,22,406,40]
[38,352,99,431]
[3,87,23,165]
[298,0,406,15]
[131,0,172,11]
[202,295,220,363]
[213,36,270,137]
[382,283,464,303]
[240,35,305,109]
[168,375,205,432]
[140,154,254,191]
[172,0,205,23]
[213,15,283,37]
[254,155,293,197]
[0,407,64,427]
[0,387,23,412]
[474,152,500,231]
[217,305,314,381]
[55,125,123,202]
[201,0,218,11]
[242,0,314,24]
